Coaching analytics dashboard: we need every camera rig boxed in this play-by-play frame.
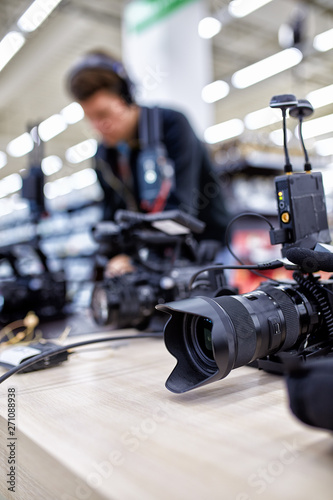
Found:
[157,95,333,393]
[0,243,67,325]
[90,209,227,329]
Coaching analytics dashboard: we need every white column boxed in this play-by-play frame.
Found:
[122,0,213,139]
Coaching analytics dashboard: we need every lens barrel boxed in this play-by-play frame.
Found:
[90,277,157,328]
[157,281,321,393]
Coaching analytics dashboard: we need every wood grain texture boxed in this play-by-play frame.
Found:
[0,332,332,500]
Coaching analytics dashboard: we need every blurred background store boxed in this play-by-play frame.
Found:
[0,0,332,312]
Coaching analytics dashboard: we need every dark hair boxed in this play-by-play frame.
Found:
[66,50,134,104]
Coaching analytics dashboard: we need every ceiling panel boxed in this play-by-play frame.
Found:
[0,0,332,184]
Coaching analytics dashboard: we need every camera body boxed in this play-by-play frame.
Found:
[0,245,67,324]
[90,210,226,329]
[159,274,333,392]
[157,95,333,393]
[91,262,219,329]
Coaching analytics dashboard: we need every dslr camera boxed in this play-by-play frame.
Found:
[157,95,333,393]
[0,244,67,324]
[90,209,227,329]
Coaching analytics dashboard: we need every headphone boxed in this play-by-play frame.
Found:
[69,53,175,213]
[67,52,135,104]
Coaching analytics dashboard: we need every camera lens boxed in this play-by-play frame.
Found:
[192,317,214,362]
[159,279,325,393]
[91,284,110,325]
[183,314,218,376]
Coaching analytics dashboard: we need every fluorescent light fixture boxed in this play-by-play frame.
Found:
[65,139,98,164]
[6,132,34,157]
[269,128,292,146]
[228,0,273,18]
[198,17,221,39]
[0,152,7,169]
[44,176,72,199]
[0,31,25,72]
[61,102,84,124]
[0,199,14,217]
[231,48,303,89]
[71,168,97,190]
[38,114,67,142]
[41,155,63,176]
[313,28,333,52]
[204,119,244,144]
[306,84,333,109]
[314,138,333,157]
[202,80,230,103]
[244,106,281,130]
[301,113,333,139]
[44,168,97,199]
[17,0,63,33]
[0,174,22,199]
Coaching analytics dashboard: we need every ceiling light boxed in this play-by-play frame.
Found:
[41,155,63,176]
[313,28,333,52]
[6,133,34,157]
[301,113,333,139]
[314,138,333,157]
[228,0,273,18]
[17,0,63,33]
[202,80,229,103]
[0,174,23,199]
[198,17,221,39]
[61,102,84,124]
[0,199,15,217]
[38,114,67,142]
[0,32,25,72]
[71,169,97,190]
[44,168,97,199]
[0,152,7,169]
[65,139,98,164]
[269,128,292,146]
[306,84,333,109]
[204,119,244,144]
[244,107,281,130]
[44,176,72,199]
[231,47,303,89]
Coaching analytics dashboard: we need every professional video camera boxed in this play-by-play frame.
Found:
[0,244,67,325]
[157,95,333,394]
[90,209,227,329]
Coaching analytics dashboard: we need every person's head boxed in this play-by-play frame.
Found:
[67,51,138,146]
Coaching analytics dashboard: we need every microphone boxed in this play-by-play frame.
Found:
[286,247,333,273]
[289,99,314,172]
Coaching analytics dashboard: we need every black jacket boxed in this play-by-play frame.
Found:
[94,106,229,243]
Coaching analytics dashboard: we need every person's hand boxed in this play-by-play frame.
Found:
[104,254,135,278]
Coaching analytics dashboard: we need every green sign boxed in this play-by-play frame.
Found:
[124,0,198,33]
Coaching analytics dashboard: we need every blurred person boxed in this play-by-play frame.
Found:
[66,50,230,276]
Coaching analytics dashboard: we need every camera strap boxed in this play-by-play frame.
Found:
[137,106,174,213]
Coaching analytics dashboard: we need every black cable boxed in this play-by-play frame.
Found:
[282,108,292,173]
[225,212,275,265]
[224,212,284,282]
[299,118,308,164]
[189,260,284,290]
[299,117,312,172]
[0,332,163,384]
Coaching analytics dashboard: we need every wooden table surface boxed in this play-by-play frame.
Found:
[0,329,332,500]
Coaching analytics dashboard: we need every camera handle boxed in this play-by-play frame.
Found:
[286,244,333,273]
